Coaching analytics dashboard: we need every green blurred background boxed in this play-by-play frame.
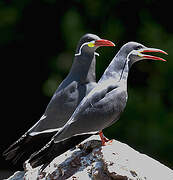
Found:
[1,0,173,178]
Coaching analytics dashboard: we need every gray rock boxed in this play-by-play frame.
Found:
[6,135,173,180]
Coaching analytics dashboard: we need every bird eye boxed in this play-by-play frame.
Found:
[135,45,143,50]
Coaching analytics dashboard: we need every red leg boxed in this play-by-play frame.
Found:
[99,131,113,146]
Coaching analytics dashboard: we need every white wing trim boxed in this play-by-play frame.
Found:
[29,127,61,136]
[54,131,98,143]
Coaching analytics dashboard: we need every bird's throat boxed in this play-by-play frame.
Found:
[99,55,130,83]
[70,54,96,84]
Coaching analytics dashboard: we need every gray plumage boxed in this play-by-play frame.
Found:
[29,42,167,170]
[3,33,114,165]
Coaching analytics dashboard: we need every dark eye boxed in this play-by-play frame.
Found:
[87,37,95,42]
[135,45,143,50]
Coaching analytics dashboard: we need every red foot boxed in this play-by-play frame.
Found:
[104,139,113,145]
[99,131,113,146]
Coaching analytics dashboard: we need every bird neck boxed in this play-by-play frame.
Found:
[69,53,96,84]
[99,52,130,84]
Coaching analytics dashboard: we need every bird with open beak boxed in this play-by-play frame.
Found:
[28,41,167,170]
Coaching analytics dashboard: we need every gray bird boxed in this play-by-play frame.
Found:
[29,42,167,170]
[3,33,115,165]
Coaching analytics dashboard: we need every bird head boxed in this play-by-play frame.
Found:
[121,42,167,66]
[75,33,115,56]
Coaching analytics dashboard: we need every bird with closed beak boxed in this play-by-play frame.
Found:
[3,33,115,166]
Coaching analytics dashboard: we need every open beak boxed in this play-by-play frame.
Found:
[94,39,115,47]
[137,48,168,62]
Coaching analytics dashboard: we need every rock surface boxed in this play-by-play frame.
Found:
[6,135,173,180]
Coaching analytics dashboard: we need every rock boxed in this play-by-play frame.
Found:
[6,135,173,180]
[4,171,25,180]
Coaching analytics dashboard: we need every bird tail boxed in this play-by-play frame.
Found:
[29,134,91,170]
[3,132,55,165]
[3,133,30,164]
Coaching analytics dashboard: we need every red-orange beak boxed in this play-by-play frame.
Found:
[138,48,168,62]
[94,39,115,47]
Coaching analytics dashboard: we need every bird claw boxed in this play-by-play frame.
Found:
[102,139,113,146]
